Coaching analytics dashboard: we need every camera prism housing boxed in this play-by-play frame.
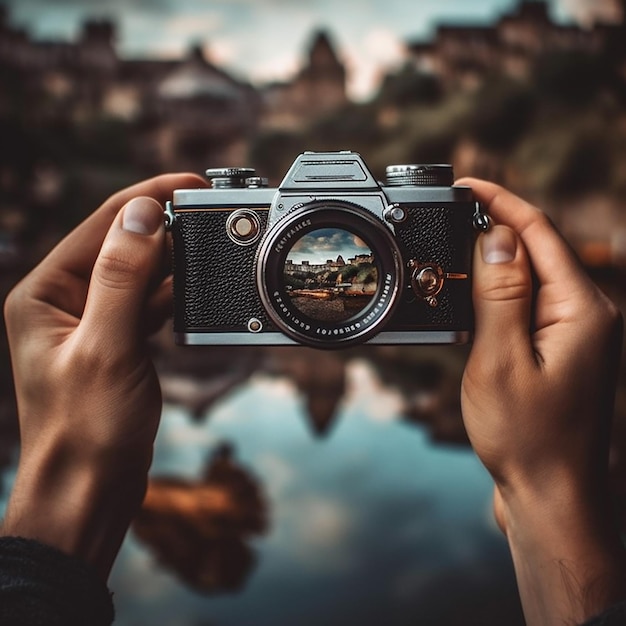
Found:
[167,151,486,349]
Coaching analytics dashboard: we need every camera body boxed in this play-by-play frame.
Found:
[166,151,486,349]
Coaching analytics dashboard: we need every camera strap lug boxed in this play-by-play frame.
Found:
[164,201,176,231]
[472,202,491,232]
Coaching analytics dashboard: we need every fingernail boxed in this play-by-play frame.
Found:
[122,198,162,235]
[481,225,517,264]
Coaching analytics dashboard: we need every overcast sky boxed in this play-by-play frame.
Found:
[289,229,371,265]
[2,0,622,100]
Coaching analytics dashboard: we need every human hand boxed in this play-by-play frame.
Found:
[2,173,205,579]
[459,178,626,624]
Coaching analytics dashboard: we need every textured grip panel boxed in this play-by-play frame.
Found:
[172,210,270,331]
[392,203,474,329]
[172,203,475,336]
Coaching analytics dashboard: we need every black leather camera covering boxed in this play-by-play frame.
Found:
[392,203,474,329]
[172,209,272,332]
[172,202,474,333]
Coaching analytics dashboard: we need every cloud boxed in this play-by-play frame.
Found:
[344,360,405,423]
[557,0,621,26]
[245,48,301,84]
[256,453,296,497]
[276,495,356,572]
[289,228,372,264]
[344,27,407,100]
[10,0,603,102]
[5,0,173,15]
[121,10,224,57]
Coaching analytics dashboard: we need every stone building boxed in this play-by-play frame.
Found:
[0,6,350,168]
[140,45,260,171]
[408,0,626,89]
[0,7,259,171]
[260,29,348,130]
[285,254,347,276]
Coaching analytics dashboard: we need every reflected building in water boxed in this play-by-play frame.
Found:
[133,443,268,594]
[264,348,346,437]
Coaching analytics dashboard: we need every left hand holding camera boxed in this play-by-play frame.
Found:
[2,173,205,579]
[460,178,626,625]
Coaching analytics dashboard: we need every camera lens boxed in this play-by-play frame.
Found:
[284,227,377,323]
[257,201,404,348]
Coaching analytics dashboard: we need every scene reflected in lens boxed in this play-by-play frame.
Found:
[283,228,378,323]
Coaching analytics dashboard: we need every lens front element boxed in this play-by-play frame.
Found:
[284,228,377,323]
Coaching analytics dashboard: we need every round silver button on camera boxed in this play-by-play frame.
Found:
[383,204,407,224]
[247,318,263,333]
[226,210,261,246]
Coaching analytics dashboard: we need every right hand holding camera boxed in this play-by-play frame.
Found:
[460,178,626,625]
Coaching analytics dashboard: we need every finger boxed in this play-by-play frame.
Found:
[35,173,206,281]
[470,224,536,368]
[459,178,604,335]
[457,178,594,295]
[493,486,507,535]
[144,276,174,335]
[78,197,167,348]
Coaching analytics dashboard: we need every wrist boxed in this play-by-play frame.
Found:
[1,437,150,580]
[497,474,626,625]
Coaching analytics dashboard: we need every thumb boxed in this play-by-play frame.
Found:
[80,196,166,346]
[471,224,534,364]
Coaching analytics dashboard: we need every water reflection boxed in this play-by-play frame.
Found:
[264,349,346,437]
[133,443,268,594]
[108,361,524,626]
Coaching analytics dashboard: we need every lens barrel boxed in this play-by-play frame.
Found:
[256,201,404,348]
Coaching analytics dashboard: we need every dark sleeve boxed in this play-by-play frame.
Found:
[581,601,626,626]
[0,536,114,626]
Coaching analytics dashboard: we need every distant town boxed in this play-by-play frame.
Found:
[1,0,624,174]
[2,0,626,547]
[285,253,374,275]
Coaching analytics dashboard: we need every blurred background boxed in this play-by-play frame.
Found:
[1,0,626,624]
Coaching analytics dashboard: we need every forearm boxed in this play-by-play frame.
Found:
[1,436,150,580]
[500,479,626,626]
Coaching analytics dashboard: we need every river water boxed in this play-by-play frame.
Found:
[106,360,524,626]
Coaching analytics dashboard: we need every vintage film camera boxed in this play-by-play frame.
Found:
[165,151,489,349]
